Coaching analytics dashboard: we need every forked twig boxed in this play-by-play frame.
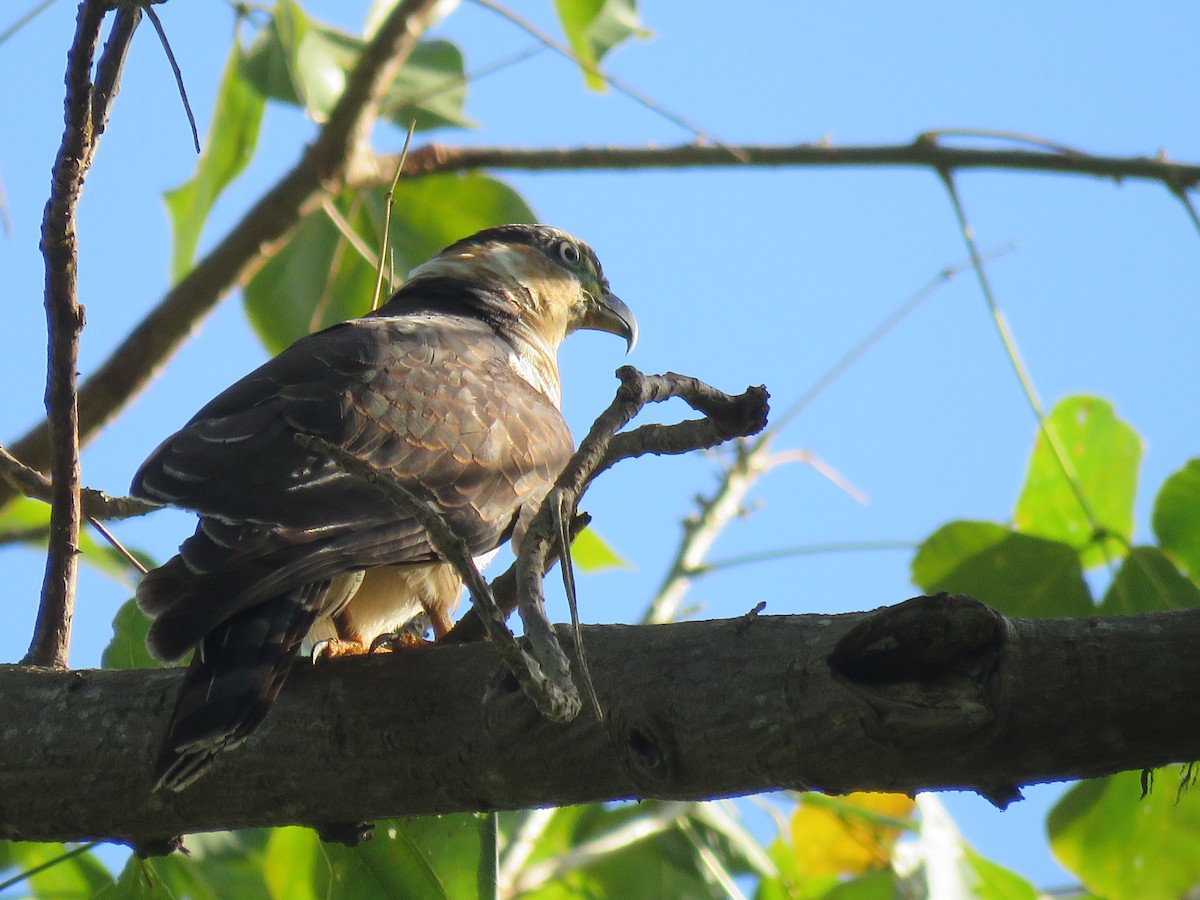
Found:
[299,369,768,723]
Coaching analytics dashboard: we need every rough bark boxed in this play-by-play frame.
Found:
[2,594,1198,847]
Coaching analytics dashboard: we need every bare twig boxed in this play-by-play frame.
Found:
[371,120,416,311]
[469,0,744,161]
[389,138,1200,190]
[512,368,769,708]
[936,169,1112,570]
[142,4,200,153]
[0,0,447,509]
[293,432,583,722]
[298,370,767,722]
[0,443,158,520]
[26,0,126,669]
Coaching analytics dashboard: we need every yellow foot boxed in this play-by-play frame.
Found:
[312,638,381,660]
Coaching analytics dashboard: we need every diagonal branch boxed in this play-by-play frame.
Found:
[0,0,447,509]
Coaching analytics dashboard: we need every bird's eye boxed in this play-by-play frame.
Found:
[557,241,581,266]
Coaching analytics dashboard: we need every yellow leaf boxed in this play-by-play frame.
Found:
[791,792,916,877]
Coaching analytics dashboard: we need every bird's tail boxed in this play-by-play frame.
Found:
[152,582,328,792]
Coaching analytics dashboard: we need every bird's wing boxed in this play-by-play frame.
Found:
[133,312,573,660]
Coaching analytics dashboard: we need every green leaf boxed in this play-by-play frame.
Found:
[264,827,321,900]
[164,39,265,281]
[240,9,470,130]
[0,496,143,585]
[323,814,496,899]
[101,598,163,670]
[1152,458,1200,581]
[963,847,1037,900]
[1013,395,1141,569]
[244,173,534,354]
[116,830,275,899]
[1098,546,1200,615]
[2,842,114,897]
[1049,770,1200,900]
[554,0,646,90]
[571,526,632,572]
[912,520,1093,617]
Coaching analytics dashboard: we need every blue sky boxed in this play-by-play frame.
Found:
[2,0,1198,889]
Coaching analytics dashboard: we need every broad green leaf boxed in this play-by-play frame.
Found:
[554,0,646,90]
[243,173,534,354]
[1152,458,1200,581]
[2,841,114,897]
[101,598,162,670]
[164,40,265,281]
[1049,770,1200,900]
[912,520,1093,617]
[1098,546,1200,615]
[240,10,469,130]
[324,814,495,899]
[264,827,321,900]
[572,526,632,572]
[963,847,1037,900]
[1013,395,1141,569]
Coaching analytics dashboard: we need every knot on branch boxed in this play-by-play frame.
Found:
[830,593,1002,684]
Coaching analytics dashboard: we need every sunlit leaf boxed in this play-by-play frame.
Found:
[244,173,534,354]
[554,0,646,90]
[1013,396,1141,569]
[571,526,632,572]
[240,9,470,130]
[116,830,274,899]
[1098,546,1200,615]
[963,847,1038,900]
[912,520,1093,617]
[790,793,915,878]
[164,40,265,281]
[1049,770,1200,900]
[324,814,495,899]
[264,827,320,900]
[101,598,162,670]
[1152,458,1200,582]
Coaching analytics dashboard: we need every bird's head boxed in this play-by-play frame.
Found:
[401,224,637,363]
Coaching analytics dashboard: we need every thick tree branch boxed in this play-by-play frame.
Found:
[3,595,1199,845]
[0,0,445,509]
[389,136,1200,190]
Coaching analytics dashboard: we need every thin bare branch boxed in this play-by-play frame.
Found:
[0,443,158,520]
[142,4,200,153]
[387,138,1200,189]
[292,432,582,722]
[25,0,112,669]
[469,0,744,160]
[937,169,1112,569]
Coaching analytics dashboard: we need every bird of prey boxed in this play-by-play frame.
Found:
[131,224,636,791]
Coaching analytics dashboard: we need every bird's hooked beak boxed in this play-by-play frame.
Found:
[579,291,638,353]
